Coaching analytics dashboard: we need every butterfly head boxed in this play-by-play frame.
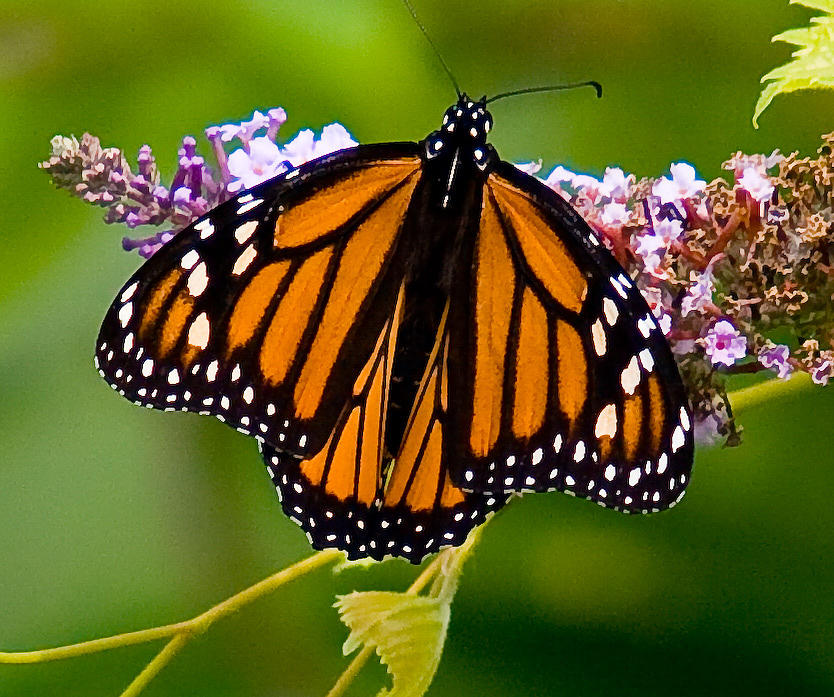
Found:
[426,94,493,170]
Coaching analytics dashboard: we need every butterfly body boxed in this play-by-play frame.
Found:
[96,95,694,563]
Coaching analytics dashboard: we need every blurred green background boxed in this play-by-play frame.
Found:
[3,1,834,695]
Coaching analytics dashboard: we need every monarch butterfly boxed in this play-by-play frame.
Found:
[95,90,694,563]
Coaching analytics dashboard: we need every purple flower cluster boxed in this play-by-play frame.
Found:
[42,111,834,446]
[535,135,834,444]
[41,109,356,258]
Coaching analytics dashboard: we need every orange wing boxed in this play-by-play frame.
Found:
[446,167,694,514]
[260,295,507,564]
[96,151,422,458]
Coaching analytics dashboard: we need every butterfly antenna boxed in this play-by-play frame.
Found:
[486,80,602,104]
[401,0,461,98]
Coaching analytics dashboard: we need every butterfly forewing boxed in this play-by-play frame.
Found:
[96,147,422,457]
[445,162,694,512]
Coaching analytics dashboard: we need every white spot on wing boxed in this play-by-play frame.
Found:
[610,276,628,299]
[195,219,214,239]
[621,356,640,395]
[180,249,200,270]
[671,425,685,452]
[638,347,655,372]
[120,281,139,303]
[187,312,210,349]
[594,403,618,439]
[187,262,209,297]
[237,198,263,215]
[592,320,607,356]
[118,302,133,328]
[602,297,619,326]
[232,244,257,275]
[234,220,259,244]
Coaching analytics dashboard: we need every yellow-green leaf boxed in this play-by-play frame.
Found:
[335,591,450,697]
[753,2,834,127]
[333,530,480,697]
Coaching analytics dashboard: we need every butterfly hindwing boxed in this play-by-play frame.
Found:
[96,146,422,457]
[261,292,508,563]
[445,162,694,513]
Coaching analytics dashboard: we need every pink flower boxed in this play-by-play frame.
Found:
[227,136,287,192]
[652,162,706,203]
[703,320,747,366]
[279,123,357,167]
[572,173,601,193]
[634,232,667,276]
[515,160,542,175]
[543,165,576,189]
[811,359,832,385]
[681,265,716,316]
[640,285,674,335]
[758,343,793,379]
[738,167,774,203]
[653,217,684,244]
[600,201,630,226]
[599,167,629,199]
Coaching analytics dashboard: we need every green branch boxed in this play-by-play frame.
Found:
[0,549,342,695]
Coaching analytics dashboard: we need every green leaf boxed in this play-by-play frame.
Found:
[333,530,479,697]
[336,591,450,697]
[753,2,834,127]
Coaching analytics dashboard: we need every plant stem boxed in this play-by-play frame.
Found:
[324,646,375,697]
[0,549,342,665]
[730,371,811,412]
[118,634,191,697]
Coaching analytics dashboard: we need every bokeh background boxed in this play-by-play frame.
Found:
[3,1,834,695]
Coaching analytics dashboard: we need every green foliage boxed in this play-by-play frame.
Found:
[754,0,834,127]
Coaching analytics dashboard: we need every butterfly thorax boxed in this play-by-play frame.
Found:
[422,94,495,211]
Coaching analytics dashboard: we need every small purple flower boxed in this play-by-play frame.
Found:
[758,343,793,379]
[279,123,358,167]
[653,217,684,244]
[703,320,747,366]
[543,165,576,189]
[599,167,629,199]
[227,136,287,192]
[738,166,774,203]
[571,173,601,194]
[652,162,706,203]
[693,412,724,446]
[601,201,630,226]
[634,231,667,276]
[811,359,832,386]
[514,160,543,175]
[681,264,716,316]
